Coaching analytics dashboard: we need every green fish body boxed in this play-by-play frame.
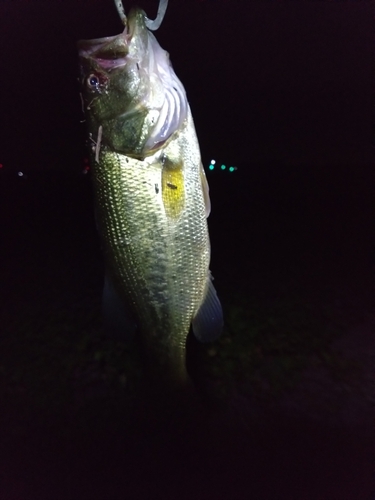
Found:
[78,7,222,389]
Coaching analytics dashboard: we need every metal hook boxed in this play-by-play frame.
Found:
[113,0,168,30]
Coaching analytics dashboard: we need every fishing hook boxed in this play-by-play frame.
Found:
[114,0,126,25]
[113,0,168,30]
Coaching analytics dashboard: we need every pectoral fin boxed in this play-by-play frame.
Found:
[102,271,138,341]
[192,273,223,343]
[162,157,185,219]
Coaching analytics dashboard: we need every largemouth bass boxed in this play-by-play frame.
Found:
[78,0,223,390]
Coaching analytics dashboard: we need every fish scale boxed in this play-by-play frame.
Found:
[91,110,209,383]
[78,5,222,390]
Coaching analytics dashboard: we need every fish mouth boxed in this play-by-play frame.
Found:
[77,9,139,71]
[77,36,129,71]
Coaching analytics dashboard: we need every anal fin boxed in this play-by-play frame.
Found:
[192,274,223,343]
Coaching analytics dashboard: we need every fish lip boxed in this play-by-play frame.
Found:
[77,32,129,70]
[77,8,140,71]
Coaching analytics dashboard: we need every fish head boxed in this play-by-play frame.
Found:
[78,8,187,158]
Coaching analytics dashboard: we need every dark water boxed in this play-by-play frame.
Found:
[0,167,372,499]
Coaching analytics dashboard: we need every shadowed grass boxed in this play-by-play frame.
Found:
[190,289,359,403]
[0,280,359,422]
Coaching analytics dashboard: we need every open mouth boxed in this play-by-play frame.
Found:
[78,32,129,71]
[77,9,140,71]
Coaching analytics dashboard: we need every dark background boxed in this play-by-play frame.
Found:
[0,1,373,499]
[0,0,372,301]
[0,1,373,173]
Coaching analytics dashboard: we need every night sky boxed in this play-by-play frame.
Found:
[0,1,372,177]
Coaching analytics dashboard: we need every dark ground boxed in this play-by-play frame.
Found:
[0,167,373,499]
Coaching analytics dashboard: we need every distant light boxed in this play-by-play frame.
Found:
[210,159,216,165]
[221,164,226,170]
[0,164,3,169]
[229,166,235,172]
[209,165,214,170]
[18,171,23,177]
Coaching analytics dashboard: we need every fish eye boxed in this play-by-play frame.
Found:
[87,74,100,90]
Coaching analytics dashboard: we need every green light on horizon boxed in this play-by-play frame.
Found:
[208,160,237,172]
